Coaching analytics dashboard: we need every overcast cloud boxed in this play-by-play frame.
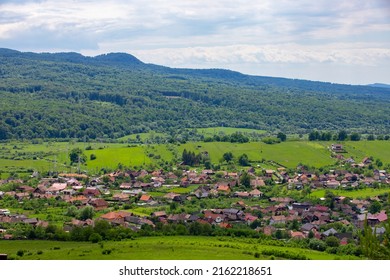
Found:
[0,0,389,84]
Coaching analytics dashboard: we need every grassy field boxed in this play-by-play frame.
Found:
[84,146,152,171]
[343,141,390,165]
[179,141,335,168]
[0,236,358,260]
[1,140,389,175]
[310,187,390,199]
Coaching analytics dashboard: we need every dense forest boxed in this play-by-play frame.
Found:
[1,48,390,140]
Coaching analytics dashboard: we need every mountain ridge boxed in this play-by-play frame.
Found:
[0,48,390,140]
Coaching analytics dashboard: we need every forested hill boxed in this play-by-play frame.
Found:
[1,48,390,140]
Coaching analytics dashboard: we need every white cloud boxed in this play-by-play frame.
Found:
[0,0,389,83]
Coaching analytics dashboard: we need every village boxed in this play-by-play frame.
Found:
[1,146,389,258]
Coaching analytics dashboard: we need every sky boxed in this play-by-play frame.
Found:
[0,0,389,85]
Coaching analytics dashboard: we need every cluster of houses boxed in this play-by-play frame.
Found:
[0,163,389,243]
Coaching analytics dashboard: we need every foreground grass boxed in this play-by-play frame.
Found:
[0,236,359,260]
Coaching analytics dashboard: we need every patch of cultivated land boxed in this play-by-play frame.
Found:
[0,236,360,260]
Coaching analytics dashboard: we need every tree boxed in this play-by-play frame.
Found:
[367,134,375,141]
[238,153,250,166]
[90,154,96,160]
[240,171,251,189]
[276,132,287,142]
[369,201,382,214]
[309,239,326,251]
[350,133,361,141]
[89,232,102,243]
[78,206,94,220]
[337,130,348,141]
[325,236,340,247]
[69,148,87,164]
[223,152,234,163]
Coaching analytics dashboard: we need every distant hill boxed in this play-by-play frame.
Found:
[367,83,390,89]
[0,48,390,140]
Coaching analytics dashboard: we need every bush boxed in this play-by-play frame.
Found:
[16,250,24,257]
[89,233,103,243]
[309,239,327,251]
[325,236,340,248]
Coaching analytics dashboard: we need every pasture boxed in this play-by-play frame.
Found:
[1,140,390,176]
[0,236,358,260]
[179,141,335,168]
[343,141,390,165]
[310,187,390,199]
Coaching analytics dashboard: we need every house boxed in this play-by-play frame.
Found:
[290,231,306,239]
[194,187,210,199]
[269,215,286,225]
[89,198,108,210]
[69,195,88,205]
[265,170,274,178]
[151,211,167,218]
[119,183,132,189]
[139,194,152,203]
[217,185,231,194]
[219,222,233,229]
[291,202,311,212]
[263,225,276,236]
[244,213,258,224]
[100,211,132,221]
[223,208,244,221]
[112,193,130,202]
[326,180,340,189]
[322,228,338,237]
[250,178,265,188]
[234,191,250,198]
[249,189,263,197]
[47,183,67,194]
[331,144,344,153]
[362,157,372,165]
[163,192,181,201]
[300,223,318,233]
[83,187,100,197]
[203,210,225,224]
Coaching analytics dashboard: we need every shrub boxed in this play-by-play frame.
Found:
[16,250,24,257]
[89,233,103,243]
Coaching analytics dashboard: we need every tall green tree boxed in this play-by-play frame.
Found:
[276,132,287,142]
[223,152,234,163]
[238,153,250,166]
[240,171,251,189]
[69,148,87,164]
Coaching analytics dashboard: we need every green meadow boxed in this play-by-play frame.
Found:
[1,140,390,175]
[0,236,358,260]
[343,141,390,165]
[310,186,390,199]
[179,141,335,168]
